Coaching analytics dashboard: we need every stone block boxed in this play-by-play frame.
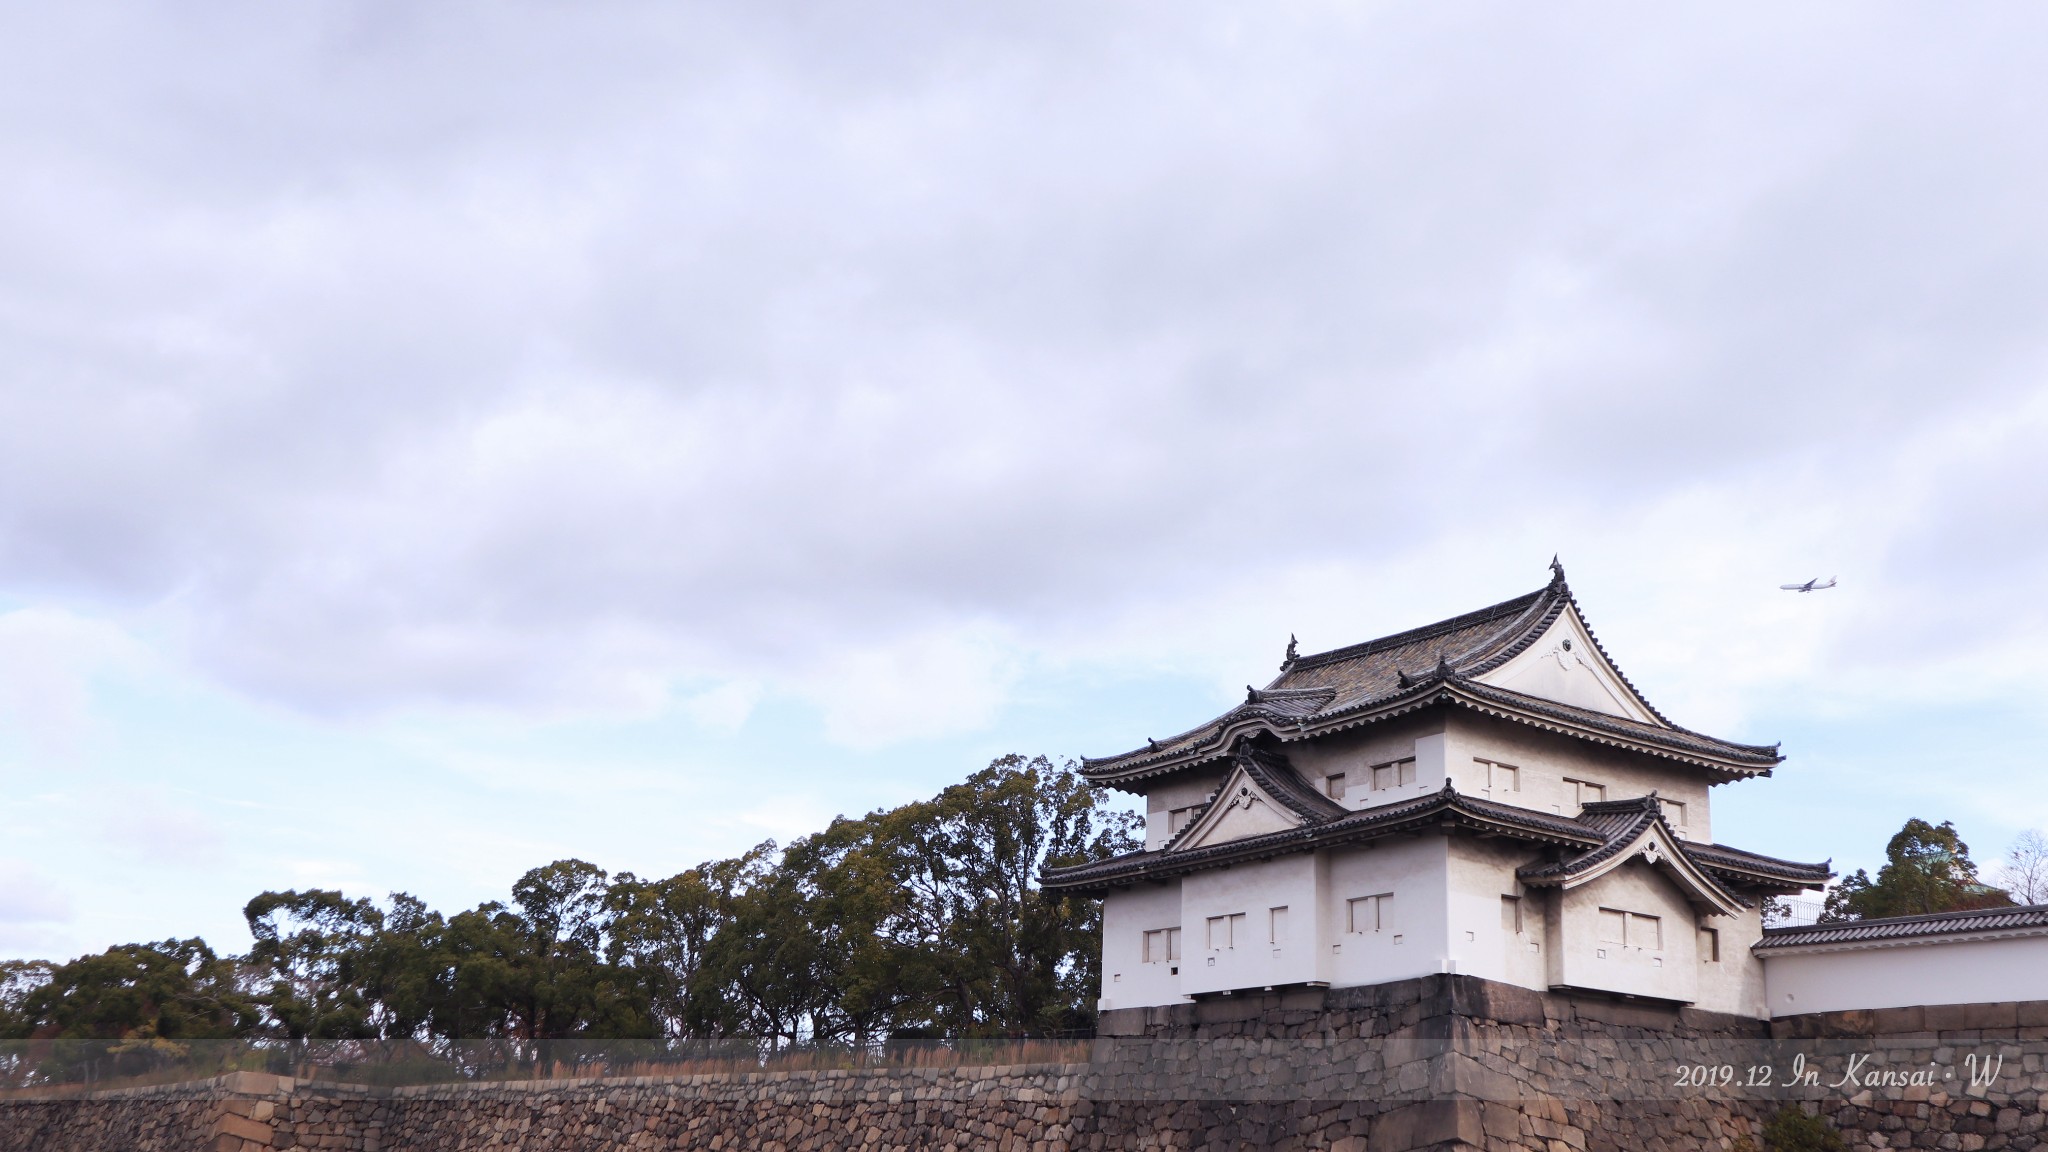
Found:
[1922,1005,1974,1033]
[1371,1100,1486,1152]
[2012,1001,2048,1029]
[215,1112,276,1144]
[1964,1004,2020,1031]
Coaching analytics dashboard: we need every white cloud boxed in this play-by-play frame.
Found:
[108,800,227,870]
[681,680,762,734]
[808,626,1023,750]
[0,860,74,925]
[0,608,146,756]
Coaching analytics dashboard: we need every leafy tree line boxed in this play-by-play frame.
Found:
[1814,817,2036,923]
[1,756,1141,1044]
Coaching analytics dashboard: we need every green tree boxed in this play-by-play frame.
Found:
[243,889,386,1039]
[6,939,255,1040]
[881,755,1141,1036]
[604,848,765,1037]
[1821,819,2015,922]
[0,960,54,1039]
[425,861,659,1040]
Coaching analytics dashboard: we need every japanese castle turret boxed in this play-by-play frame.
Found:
[1041,561,1832,1018]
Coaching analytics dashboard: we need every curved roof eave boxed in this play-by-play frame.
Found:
[1080,676,1781,792]
[1039,784,1607,895]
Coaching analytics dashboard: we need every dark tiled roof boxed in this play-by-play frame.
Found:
[1236,741,1347,823]
[1516,795,1665,884]
[1148,740,1342,854]
[1685,841,1833,889]
[1080,566,1782,787]
[1755,904,2048,951]
[1045,773,1829,901]
[1273,588,1555,712]
[1040,779,1605,895]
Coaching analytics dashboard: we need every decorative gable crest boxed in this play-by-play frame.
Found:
[1164,737,1344,853]
[1173,769,1304,850]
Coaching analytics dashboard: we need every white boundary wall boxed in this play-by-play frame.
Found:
[1761,932,2048,1017]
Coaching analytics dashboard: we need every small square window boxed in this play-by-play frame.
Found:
[1325,773,1347,800]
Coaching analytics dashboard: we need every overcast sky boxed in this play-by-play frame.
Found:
[4,2,2047,959]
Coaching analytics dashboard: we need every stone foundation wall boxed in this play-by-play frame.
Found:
[6,977,2044,1152]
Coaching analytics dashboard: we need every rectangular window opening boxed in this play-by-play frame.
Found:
[1325,773,1346,800]
[1269,906,1289,945]
[1501,895,1523,935]
[1476,758,1521,792]
[1347,893,1394,934]
[1631,912,1663,950]
[1143,927,1181,964]
[1598,906,1663,950]
[1597,907,1627,945]
[1699,926,1720,963]
[1206,913,1246,951]
[1371,759,1417,791]
[1564,777,1607,811]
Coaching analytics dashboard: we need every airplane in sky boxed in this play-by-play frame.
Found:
[1780,577,1838,592]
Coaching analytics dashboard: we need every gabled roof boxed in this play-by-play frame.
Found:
[1040,764,1830,899]
[1754,904,2048,953]
[1158,741,1341,853]
[1080,561,1782,789]
[1516,794,1747,916]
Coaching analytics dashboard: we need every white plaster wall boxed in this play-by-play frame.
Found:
[1099,882,1184,1011]
[1143,767,1227,850]
[1322,838,1451,988]
[1553,859,1701,1003]
[1478,607,1656,723]
[1446,838,1548,989]
[1762,934,2048,1017]
[1444,713,1716,842]
[1285,715,1445,811]
[1181,854,1323,996]
[1693,903,1766,1018]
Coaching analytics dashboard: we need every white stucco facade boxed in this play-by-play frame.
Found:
[1068,574,2048,1023]
[1759,925,2048,1017]
[1062,573,1828,1019]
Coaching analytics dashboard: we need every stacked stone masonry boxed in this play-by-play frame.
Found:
[5,976,2043,1152]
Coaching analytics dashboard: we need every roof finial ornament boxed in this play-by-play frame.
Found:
[1396,668,1415,688]
[1147,738,1160,751]
[1549,554,1566,583]
[1282,633,1298,669]
[1435,653,1456,679]
[1246,685,1259,704]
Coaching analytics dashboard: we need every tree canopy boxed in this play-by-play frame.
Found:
[1,756,1140,1043]
[1820,818,2015,922]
